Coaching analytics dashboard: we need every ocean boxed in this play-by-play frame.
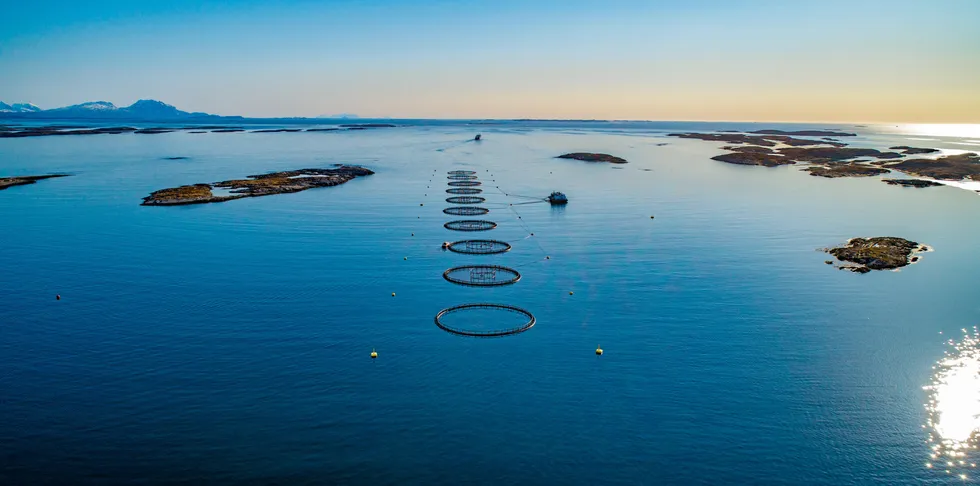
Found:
[2,121,979,484]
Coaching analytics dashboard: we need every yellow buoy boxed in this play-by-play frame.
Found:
[569,291,574,295]
[371,349,378,359]
[596,345,603,356]
[391,292,396,297]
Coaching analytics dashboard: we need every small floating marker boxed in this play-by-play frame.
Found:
[411,233,414,236]
[391,292,396,297]
[546,256,550,259]
[442,241,450,249]
[530,233,534,236]
[420,203,424,206]
[404,257,408,260]
[596,345,603,356]
[569,291,574,295]
[371,348,378,359]
[650,215,655,219]
[56,295,61,300]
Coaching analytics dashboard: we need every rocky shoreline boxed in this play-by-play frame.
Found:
[0,174,71,191]
[669,130,980,188]
[887,153,980,181]
[556,153,628,164]
[141,166,374,206]
[882,179,943,188]
[804,164,889,178]
[824,237,929,273]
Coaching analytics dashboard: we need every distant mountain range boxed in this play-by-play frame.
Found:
[0,99,236,121]
[0,102,42,113]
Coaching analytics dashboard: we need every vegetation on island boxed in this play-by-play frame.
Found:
[142,166,374,206]
[556,153,628,164]
[0,174,71,191]
[824,237,928,273]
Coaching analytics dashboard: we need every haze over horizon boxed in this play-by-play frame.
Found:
[2,0,978,123]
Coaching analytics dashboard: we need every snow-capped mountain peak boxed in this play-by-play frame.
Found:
[71,101,118,111]
[0,101,43,113]
[11,103,41,112]
[0,98,225,120]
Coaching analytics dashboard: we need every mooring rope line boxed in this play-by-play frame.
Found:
[486,176,551,259]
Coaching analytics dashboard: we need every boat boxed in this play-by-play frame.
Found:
[547,191,568,205]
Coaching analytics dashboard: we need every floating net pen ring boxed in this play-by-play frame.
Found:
[446,188,483,195]
[443,206,490,216]
[446,196,486,204]
[447,181,482,187]
[447,170,477,175]
[447,175,478,180]
[443,265,521,287]
[446,239,512,254]
[444,220,497,232]
[435,303,535,337]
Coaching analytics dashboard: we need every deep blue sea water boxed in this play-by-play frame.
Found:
[2,121,980,484]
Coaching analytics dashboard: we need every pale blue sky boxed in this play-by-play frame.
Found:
[1,0,978,121]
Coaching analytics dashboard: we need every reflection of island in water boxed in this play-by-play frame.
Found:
[924,328,980,479]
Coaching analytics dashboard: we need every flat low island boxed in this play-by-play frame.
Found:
[142,165,374,206]
[556,153,628,164]
[0,174,70,191]
[824,237,929,274]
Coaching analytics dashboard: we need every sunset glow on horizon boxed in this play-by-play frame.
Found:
[1,0,977,123]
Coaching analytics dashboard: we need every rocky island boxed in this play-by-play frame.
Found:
[804,163,889,178]
[142,166,374,206]
[824,237,929,273]
[887,152,980,181]
[882,179,943,188]
[556,153,628,164]
[0,174,70,191]
[890,146,940,155]
[750,129,857,137]
[669,132,846,148]
[667,131,980,187]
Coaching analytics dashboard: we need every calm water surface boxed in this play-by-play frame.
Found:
[2,122,979,484]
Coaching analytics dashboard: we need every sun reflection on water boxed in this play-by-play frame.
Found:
[924,327,980,478]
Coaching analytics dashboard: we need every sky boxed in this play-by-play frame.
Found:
[1,0,978,122]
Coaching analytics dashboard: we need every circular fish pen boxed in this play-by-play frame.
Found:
[443,265,521,287]
[447,175,478,181]
[434,303,535,337]
[443,206,490,216]
[444,220,497,232]
[446,239,512,254]
[446,188,483,195]
[447,181,482,187]
[447,170,477,175]
[446,196,486,204]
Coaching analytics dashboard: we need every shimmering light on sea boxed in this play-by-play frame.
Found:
[899,124,980,139]
[924,327,980,478]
